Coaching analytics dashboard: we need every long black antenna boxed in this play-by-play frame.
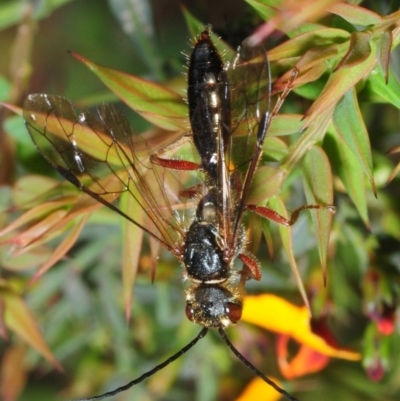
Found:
[218,328,300,401]
[71,327,208,401]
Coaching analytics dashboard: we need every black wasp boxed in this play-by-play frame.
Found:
[24,27,334,401]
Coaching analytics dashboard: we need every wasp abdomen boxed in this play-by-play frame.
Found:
[188,29,230,180]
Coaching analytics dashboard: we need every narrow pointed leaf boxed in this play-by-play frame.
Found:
[5,210,68,248]
[27,214,88,286]
[377,30,392,83]
[267,28,351,61]
[246,0,340,44]
[386,161,400,186]
[69,52,187,131]
[365,66,400,108]
[0,345,27,401]
[0,281,62,370]
[248,166,285,204]
[182,6,206,39]
[120,188,144,322]
[12,175,59,207]
[335,31,372,69]
[0,199,72,238]
[302,146,335,279]
[182,8,235,61]
[305,41,377,120]
[108,0,163,79]
[2,247,52,272]
[245,0,276,20]
[261,217,275,262]
[268,114,303,137]
[333,89,376,196]
[328,3,382,26]
[262,137,289,161]
[282,104,335,174]
[325,132,369,226]
[268,196,310,313]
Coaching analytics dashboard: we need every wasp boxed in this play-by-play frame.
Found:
[24,26,335,401]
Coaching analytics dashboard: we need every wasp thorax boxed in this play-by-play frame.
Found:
[183,220,227,282]
[185,285,243,328]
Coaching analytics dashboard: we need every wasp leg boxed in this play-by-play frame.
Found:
[246,204,336,227]
[150,134,201,171]
[238,252,262,281]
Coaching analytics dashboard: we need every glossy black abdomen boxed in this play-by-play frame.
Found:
[188,29,230,180]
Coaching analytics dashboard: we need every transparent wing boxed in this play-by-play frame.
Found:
[225,40,272,244]
[228,40,271,177]
[23,94,188,253]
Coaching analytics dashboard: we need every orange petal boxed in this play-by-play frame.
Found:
[235,377,282,401]
[277,334,329,379]
[242,294,360,360]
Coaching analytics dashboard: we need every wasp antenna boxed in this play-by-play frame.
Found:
[217,328,300,401]
[71,328,209,401]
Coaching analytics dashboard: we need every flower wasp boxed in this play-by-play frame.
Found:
[23,26,335,401]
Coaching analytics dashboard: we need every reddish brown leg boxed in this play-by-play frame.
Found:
[151,155,201,171]
[179,183,204,199]
[239,252,262,281]
[246,204,336,227]
[150,134,201,171]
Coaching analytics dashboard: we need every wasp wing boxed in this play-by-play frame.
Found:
[228,40,271,178]
[23,94,187,253]
[226,41,272,241]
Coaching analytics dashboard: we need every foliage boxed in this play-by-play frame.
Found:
[0,1,400,401]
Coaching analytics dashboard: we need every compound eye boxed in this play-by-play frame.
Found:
[225,302,242,324]
[185,304,195,322]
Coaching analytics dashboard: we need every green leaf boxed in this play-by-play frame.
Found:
[335,31,372,69]
[120,188,143,321]
[362,324,391,377]
[1,246,51,272]
[268,28,351,61]
[288,23,329,38]
[27,214,88,286]
[182,6,206,38]
[108,0,163,80]
[364,65,400,109]
[0,0,74,30]
[281,104,335,175]
[245,0,277,20]
[268,196,310,313]
[0,279,62,370]
[269,114,303,137]
[182,7,235,61]
[304,39,377,121]
[302,146,335,279]
[377,30,392,83]
[3,115,33,162]
[333,89,376,196]
[325,132,369,227]
[262,136,289,161]
[329,3,382,26]
[248,165,285,204]
[70,52,187,131]
[0,75,10,101]
[12,175,59,207]
[0,199,71,239]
